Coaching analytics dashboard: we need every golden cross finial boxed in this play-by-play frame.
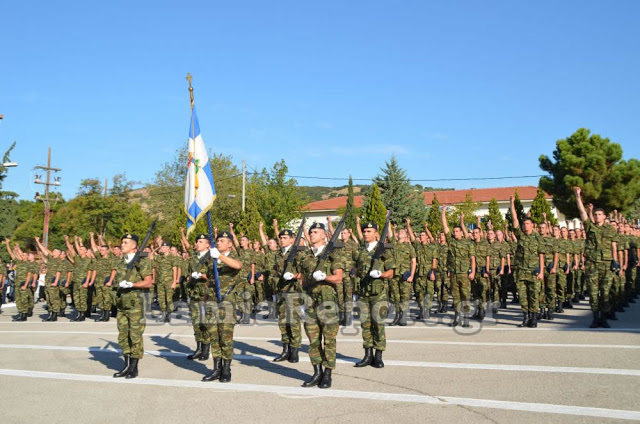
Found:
[186,73,194,109]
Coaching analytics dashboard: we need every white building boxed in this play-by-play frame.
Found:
[301,185,567,228]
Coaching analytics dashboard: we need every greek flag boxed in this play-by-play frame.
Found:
[184,106,216,235]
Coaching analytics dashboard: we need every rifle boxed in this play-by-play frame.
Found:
[117,218,158,297]
[370,210,392,272]
[305,208,349,289]
[280,215,307,289]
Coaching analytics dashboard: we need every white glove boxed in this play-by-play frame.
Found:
[283,272,294,281]
[191,271,202,279]
[312,270,327,281]
[118,280,133,289]
[210,247,220,259]
[369,269,382,279]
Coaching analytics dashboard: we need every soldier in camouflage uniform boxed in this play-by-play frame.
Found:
[441,207,476,327]
[509,195,545,328]
[236,234,256,324]
[201,230,243,383]
[471,226,490,321]
[486,227,505,314]
[186,234,214,361]
[5,240,33,321]
[259,221,279,319]
[300,223,343,389]
[411,224,437,320]
[58,251,73,318]
[575,187,618,328]
[389,224,416,326]
[272,226,305,363]
[34,238,63,321]
[353,221,395,368]
[154,241,179,323]
[65,236,93,322]
[90,233,118,322]
[436,232,450,312]
[112,233,154,379]
[554,226,572,314]
[623,223,639,304]
[608,221,626,321]
[538,223,558,320]
[336,227,359,326]
[252,241,267,313]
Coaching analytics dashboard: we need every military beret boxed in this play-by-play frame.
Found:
[308,222,326,233]
[195,234,209,241]
[216,230,234,240]
[361,221,378,231]
[122,233,139,243]
[279,229,294,237]
[161,241,171,247]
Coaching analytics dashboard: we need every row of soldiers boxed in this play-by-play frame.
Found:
[2,189,639,386]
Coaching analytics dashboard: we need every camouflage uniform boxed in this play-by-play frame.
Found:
[14,259,31,315]
[273,247,305,349]
[555,238,571,306]
[487,240,505,306]
[336,238,359,317]
[446,233,475,314]
[414,241,438,313]
[27,260,39,311]
[583,220,617,313]
[626,234,639,299]
[472,238,490,313]
[44,257,63,313]
[353,243,395,350]
[59,260,72,314]
[94,254,116,313]
[513,228,544,314]
[72,256,91,314]
[114,256,153,359]
[389,240,415,315]
[301,248,342,369]
[204,250,242,359]
[237,248,256,317]
[436,242,450,309]
[155,253,177,312]
[187,252,214,346]
[539,236,558,310]
[253,250,266,307]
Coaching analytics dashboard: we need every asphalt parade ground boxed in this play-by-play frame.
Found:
[1,299,639,423]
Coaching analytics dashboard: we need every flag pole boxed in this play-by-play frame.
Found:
[186,73,222,302]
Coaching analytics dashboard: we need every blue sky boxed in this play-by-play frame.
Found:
[1,0,638,200]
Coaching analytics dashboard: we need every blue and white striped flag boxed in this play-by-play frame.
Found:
[184,106,216,235]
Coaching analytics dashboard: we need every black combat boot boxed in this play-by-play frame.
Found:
[113,355,130,378]
[417,305,425,320]
[103,310,110,322]
[43,312,52,322]
[187,342,203,360]
[59,309,66,318]
[589,311,600,328]
[500,300,507,309]
[318,368,332,389]
[477,308,485,322]
[51,312,58,322]
[600,312,611,328]
[288,347,299,363]
[165,311,171,322]
[199,343,210,361]
[528,312,538,328]
[302,364,323,387]
[354,348,373,367]
[338,311,346,326]
[389,307,401,326]
[372,349,384,368]
[398,310,407,326]
[547,308,553,321]
[451,312,460,327]
[77,314,85,322]
[125,358,138,379]
[28,308,33,317]
[219,359,232,382]
[273,344,290,362]
[518,312,529,327]
[20,313,28,321]
[12,313,22,322]
[156,311,166,323]
[202,357,222,382]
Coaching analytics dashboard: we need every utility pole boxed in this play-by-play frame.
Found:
[242,159,246,212]
[34,147,61,247]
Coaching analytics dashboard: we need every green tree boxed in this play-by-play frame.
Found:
[505,189,526,230]
[0,142,16,191]
[529,188,558,225]
[373,156,425,224]
[449,192,481,229]
[362,184,387,230]
[539,128,640,217]
[425,193,443,235]
[122,203,152,236]
[236,184,263,240]
[336,175,360,232]
[484,197,505,230]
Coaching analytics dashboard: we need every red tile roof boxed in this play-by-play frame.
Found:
[305,186,549,211]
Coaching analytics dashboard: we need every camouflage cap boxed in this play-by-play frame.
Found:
[279,229,294,237]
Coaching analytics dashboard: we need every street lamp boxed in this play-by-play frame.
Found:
[2,162,17,167]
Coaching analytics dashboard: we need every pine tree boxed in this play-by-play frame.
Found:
[362,184,387,230]
[505,189,526,230]
[529,188,558,225]
[337,175,359,232]
[425,193,443,235]
[373,156,425,224]
[485,197,505,230]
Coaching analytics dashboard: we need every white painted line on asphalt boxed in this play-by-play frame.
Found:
[0,368,639,420]
[1,343,639,377]
[1,330,639,349]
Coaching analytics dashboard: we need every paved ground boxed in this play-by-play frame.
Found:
[1,298,639,423]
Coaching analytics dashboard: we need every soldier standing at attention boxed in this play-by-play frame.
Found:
[185,234,214,361]
[554,226,572,314]
[436,231,451,313]
[471,223,490,321]
[34,238,63,322]
[389,221,416,326]
[574,187,618,328]
[337,227,359,326]
[201,230,243,383]
[5,240,32,321]
[538,222,558,321]
[486,224,505,315]
[509,195,545,328]
[272,222,305,363]
[353,221,395,368]
[441,206,476,327]
[300,223,343,388]
[112,233,153,379]
[64,236,92,322]
[408,221,437,320]
[259,221,279,319]
[154,239,178,323]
